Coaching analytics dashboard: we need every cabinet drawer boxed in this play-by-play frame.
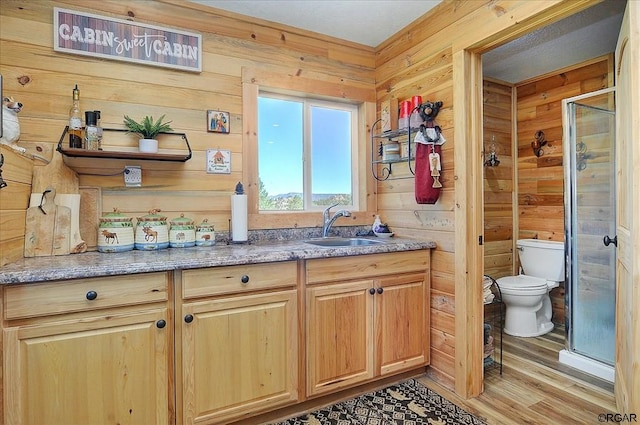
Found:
[306,250,429,284]
[4,272,169,320]
[182,261,297,299]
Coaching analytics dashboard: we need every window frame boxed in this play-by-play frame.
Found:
[242,67,375,229]
[258,91,360,212]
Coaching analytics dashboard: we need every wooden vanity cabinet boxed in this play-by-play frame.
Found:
[305,250,430,396]
[177,261,299,425]
[2,272,172,425]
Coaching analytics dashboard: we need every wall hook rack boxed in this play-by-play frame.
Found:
[531,130,547,157]
[370,118,416,181]
[484,135,500,167]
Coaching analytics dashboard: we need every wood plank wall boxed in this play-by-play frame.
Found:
[515,56,613,324]
[374,1,486,390]
[483,79,514,280]
[0,0,377,235]
[0,146,33,266]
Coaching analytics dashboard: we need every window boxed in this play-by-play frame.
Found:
[258,92,358,211]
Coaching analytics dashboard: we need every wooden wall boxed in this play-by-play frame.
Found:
[483,79,515,280]
[516,57,613,241]
[515,56,614,323]
[0,146,33,266]
[374,1,497,390]
[0,0,377,234]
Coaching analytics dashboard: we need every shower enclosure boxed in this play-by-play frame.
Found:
[560,87,616,382]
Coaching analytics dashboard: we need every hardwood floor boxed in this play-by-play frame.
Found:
[417,325,618,424]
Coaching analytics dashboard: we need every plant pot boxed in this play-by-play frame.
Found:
[139,138,158,153]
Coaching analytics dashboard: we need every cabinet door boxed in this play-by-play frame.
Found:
[306,280,374,396]
[4,309,171,425]
[181,290,298,425]
[376,273,430,376]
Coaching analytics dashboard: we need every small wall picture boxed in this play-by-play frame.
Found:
[207,110,230,133]
[206,149,231,174]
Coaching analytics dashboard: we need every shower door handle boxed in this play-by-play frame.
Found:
[603,235,617,247]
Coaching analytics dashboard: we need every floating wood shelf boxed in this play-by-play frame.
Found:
[57,126,192,162]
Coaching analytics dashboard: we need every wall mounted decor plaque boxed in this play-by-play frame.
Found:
[54,8,202,72]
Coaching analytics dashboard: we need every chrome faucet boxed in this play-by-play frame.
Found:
[322,203,352,237]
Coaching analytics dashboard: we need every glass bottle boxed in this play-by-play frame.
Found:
[84,111,100,150]
[69,85,83,148]
[94,110,103,150]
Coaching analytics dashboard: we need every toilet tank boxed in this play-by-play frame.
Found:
[517,239,565,282]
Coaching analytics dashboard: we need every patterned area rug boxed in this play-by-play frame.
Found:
[272,378,487,425]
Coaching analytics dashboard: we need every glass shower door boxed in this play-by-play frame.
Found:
[564,88,616,366]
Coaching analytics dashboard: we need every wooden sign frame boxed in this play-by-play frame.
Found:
[53,7,202,72]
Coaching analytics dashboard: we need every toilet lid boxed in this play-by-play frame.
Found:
[497,275,549,291]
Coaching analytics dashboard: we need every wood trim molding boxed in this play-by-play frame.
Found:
[241,67,376,229]
[453,49,484,398]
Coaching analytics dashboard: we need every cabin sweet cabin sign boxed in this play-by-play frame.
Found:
[53,8,202,72]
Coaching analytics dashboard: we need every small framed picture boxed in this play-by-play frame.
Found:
[206,149,231,174]
[207,110,230,133]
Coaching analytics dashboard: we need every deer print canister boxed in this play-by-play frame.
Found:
[135,209,169,250]
[97,208,134,253]
[169,213,196,248]
[195,218,215,246]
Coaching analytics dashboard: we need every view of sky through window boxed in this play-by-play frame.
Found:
[258,95,354,211]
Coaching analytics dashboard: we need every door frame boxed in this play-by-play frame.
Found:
[454,0,604,398]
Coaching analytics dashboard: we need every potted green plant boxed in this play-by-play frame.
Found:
[123,114,173,153]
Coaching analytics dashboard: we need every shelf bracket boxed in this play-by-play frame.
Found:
[57,126,192,162]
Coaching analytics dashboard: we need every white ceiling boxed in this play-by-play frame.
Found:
[188,0,441,47]
[482,0,626,83]
[188,0,626,84]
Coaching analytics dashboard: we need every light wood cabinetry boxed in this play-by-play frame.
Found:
[2,272,172,425]
[178,261,299,425]
[1,250,431,424]
[305,251,430,396]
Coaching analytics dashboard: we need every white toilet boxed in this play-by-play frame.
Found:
[497,239,565,337]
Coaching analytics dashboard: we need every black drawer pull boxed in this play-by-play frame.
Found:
[86,291,98,301]
[241,275,250,284]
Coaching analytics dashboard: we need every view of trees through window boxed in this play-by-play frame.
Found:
[258,94,355,211]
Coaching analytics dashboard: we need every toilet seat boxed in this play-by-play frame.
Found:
[497,275,550,295]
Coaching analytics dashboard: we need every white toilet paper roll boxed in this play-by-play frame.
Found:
[231,194,248,242]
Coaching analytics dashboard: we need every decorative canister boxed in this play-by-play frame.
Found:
[135,209,169,250]
[97,208,134,253]
[169,213,196,248]
[195,219,215,246]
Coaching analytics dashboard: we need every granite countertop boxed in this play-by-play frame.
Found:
[0,237,436,285]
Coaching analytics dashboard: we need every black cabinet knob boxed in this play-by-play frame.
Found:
[184,314,194,323]
[241,275,250,284]
[156,319,166,329]
[369,288,376,295]
[377,287,384,294]
[86,290,98,301]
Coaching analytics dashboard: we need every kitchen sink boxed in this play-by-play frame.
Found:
[304,237,384,247]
